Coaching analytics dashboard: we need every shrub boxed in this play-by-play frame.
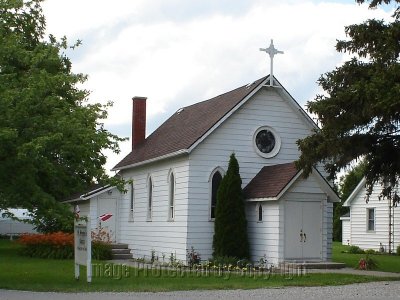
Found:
[365,249,376,255]
[358,254,378,270]
[92,241,112,260]
[19,232,112,260]
[348,245,365,254]
[397,245,400,256]
[19,232,74,259]
[209,256,239,267]
[186,247,201,267]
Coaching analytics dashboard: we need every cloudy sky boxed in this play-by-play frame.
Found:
[42,0,394,173]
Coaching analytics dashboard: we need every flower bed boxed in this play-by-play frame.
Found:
[19,232,111,260]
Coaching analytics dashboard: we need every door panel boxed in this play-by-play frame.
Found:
[302,201,322,259]
[97,197,117,242]
[284,200,322,261]
[284,201,303,259]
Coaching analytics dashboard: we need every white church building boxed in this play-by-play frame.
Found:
[68,71,339,265]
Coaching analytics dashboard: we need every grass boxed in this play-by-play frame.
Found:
[0,240,398,292]
[332,242,400,273]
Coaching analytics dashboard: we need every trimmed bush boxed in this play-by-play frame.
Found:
[397,245,400,256]
[365,249,377,255]
[19,232,112,260]
[348,245,365,254]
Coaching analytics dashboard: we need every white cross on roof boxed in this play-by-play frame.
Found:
[260,39,284,86]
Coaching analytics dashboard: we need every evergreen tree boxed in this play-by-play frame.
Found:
[296,0,400,202]
[213,153,249,259]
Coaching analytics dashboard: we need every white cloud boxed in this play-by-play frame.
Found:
[42,0,394,173]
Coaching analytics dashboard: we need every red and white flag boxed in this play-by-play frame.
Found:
[99,213,113,221]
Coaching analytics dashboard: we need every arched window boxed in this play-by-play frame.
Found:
[210,171,223,219]
[258,203,263,222]
[147,176,153,221]
[169,172,175,220]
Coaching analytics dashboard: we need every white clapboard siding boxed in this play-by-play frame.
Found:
[341,218,351,246]
[117,156,190,261]
[186,87,314,261]
[349,183,400,251]
[246,201,281,265]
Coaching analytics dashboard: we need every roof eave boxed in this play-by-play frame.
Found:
[272,78,319,131]
[311,168,341,203]
[343,177,366,207]
[246,197,278,202]
[62,185,115,203]
[112,149,189,171]
[245,169,303,201]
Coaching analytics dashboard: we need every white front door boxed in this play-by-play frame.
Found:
[284,200,322,261]
[97,197,117,243]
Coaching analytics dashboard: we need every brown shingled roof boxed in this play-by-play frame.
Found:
[243,162,300,199]
[113,76,267,169]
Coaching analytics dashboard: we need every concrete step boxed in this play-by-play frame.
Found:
[111,249,131,255]
[110,243,132,260]
[112,253,133,260]
[111,243,129,249]
[280,261,346,269]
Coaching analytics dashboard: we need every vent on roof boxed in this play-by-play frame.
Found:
[176,108,184,114]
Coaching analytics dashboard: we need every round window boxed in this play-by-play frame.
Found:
[253,126,281,158]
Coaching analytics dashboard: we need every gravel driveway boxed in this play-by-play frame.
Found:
[1,281,400,300]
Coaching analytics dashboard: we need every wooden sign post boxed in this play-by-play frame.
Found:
[74,217,92,283]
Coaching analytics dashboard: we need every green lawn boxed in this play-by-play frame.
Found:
[0,240,398,292]
[332,242,400,273]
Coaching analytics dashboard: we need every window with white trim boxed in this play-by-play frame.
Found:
[169,172,175,220]
[210,171,223,219]
[129,181,134,221]
[147,176,153,221]
[367,208,375,231]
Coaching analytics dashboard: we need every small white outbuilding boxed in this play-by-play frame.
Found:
[342,178,399,253]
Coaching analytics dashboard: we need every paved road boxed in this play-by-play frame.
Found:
[1,281,400,300]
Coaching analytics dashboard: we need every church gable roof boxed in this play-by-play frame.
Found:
[243,162,300,199]
[113,76,267,170]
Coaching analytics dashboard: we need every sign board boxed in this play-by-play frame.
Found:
[74,217,92,282]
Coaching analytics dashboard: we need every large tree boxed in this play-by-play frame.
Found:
[296,0,400,204]
[0,0,125,230]
[213,153,249,259]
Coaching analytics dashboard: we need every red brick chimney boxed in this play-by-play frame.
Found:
[131,96,147,150]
